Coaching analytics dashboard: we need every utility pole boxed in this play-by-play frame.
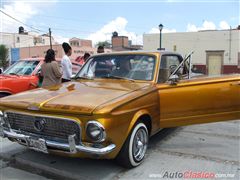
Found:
[49,28,52,49]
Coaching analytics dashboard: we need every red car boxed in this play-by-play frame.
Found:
[0,58,81,98]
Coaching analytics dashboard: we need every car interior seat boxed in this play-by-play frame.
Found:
[158,68,170,83]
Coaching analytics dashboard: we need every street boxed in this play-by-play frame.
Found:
[0,120,239,180]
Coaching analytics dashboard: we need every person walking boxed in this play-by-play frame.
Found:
[61,42,72,82]
[41,49,62,87]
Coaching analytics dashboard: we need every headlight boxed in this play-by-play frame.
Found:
[86,121,106,142]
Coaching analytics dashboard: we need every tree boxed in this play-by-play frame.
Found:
[0,45,9,70]
[96,41,111,48]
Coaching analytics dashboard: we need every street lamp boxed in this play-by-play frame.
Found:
[159,24,163,50]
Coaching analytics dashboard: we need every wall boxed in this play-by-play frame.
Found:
[143,30,240,74]
[112,36,129,50]
[19,44,111,60]
[0,32,54,48]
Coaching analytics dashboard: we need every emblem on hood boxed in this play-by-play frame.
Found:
[27,105,40,111]
[34,118,46,132]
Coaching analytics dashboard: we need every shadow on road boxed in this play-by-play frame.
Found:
[148,127,179,149]
[9,128,179,180]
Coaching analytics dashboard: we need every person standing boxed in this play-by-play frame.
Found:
[61,42,72,82]
[97,46,104,53]
[41,49,62,87]
[83,52,90,63]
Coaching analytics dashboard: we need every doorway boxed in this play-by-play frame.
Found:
[206,51,224,76]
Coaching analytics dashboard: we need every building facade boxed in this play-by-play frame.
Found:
[143,29,240,75]
[112,32,143,51]
[0,31,55,64]
[0,31,54,48]
[18,38,111,60]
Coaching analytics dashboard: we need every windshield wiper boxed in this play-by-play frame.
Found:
[101,75,135,82]
[74,76,94,80]
[9,73,19,76]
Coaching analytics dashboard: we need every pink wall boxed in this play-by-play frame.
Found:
[19,44,101,60]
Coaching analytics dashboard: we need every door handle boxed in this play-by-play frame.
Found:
[230,82,240,86]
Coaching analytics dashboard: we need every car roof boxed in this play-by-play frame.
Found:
[90,50,182,57]
[20,57,61,61]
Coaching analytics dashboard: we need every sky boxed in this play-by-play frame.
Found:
[0,0,239,45]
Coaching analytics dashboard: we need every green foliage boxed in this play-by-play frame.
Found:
[0,44,9,69]
[96,41,111,48]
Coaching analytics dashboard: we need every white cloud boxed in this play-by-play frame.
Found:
[149,27,177,34]
[219,21,230,29]
[0,0,57,33]
[202,20,216,30]
[186,24,198,32]
[187,20,216,32]
[53,34,69,44]
[87,17,143,46]
[187,20,231,32]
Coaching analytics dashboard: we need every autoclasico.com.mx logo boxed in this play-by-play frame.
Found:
[149,171,236,179]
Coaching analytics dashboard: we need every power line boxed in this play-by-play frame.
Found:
[42,14,144,29]
[0,9,46,33]
[17,12,148,31]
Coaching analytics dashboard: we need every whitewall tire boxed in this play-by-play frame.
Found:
[116,122,149,168]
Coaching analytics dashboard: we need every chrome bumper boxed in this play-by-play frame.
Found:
[1,129,116,155]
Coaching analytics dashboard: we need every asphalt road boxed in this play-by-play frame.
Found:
[0,120,239,180]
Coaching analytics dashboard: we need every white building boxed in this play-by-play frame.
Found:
[143,29,240,75]
[0,31,55,48]
[0,29,55,64]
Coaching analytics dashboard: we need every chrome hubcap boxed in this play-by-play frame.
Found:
[133,128,148,162]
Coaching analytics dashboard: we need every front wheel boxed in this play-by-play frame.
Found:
[0,93,10,98]
[116,122,149,168]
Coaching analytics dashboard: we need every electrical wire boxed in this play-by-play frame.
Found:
[0,9,46,33]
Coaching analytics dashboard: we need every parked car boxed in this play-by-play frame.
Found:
[0,51,239,168]
[0,58,81,98]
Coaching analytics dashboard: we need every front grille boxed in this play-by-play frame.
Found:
[6,111,80,143]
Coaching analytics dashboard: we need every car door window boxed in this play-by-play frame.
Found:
[158,55,181,83]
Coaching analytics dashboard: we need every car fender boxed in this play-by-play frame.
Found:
[126,109,152,137]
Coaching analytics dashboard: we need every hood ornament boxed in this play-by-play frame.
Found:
[27,104,40,111]
[34,118,46,132]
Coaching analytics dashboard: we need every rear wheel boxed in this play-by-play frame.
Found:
[116,122,149,168]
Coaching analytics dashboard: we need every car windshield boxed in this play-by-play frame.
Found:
[4,60,40,75]
[77,54,156,81]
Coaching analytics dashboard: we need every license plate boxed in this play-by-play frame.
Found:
[26,137,48,153]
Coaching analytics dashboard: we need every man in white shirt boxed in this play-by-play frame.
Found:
[61,42,72,82]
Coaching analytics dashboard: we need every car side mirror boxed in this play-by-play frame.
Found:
[168,74,179,85]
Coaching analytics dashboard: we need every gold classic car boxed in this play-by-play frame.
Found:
[0,51,239,168]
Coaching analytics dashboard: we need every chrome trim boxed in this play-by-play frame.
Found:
[86,121,106,143]
[0,91,12,95]
[167,51,194,81]
[0,110,3,126]
[0,110,3,116]
[5,110,82,141]
[2,111,115,155]
[1,129,116,155]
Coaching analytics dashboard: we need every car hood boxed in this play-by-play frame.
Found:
[0,80,151,115]
[0,74,22,80]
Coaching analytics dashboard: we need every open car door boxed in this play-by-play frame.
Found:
[156,52,240,128]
